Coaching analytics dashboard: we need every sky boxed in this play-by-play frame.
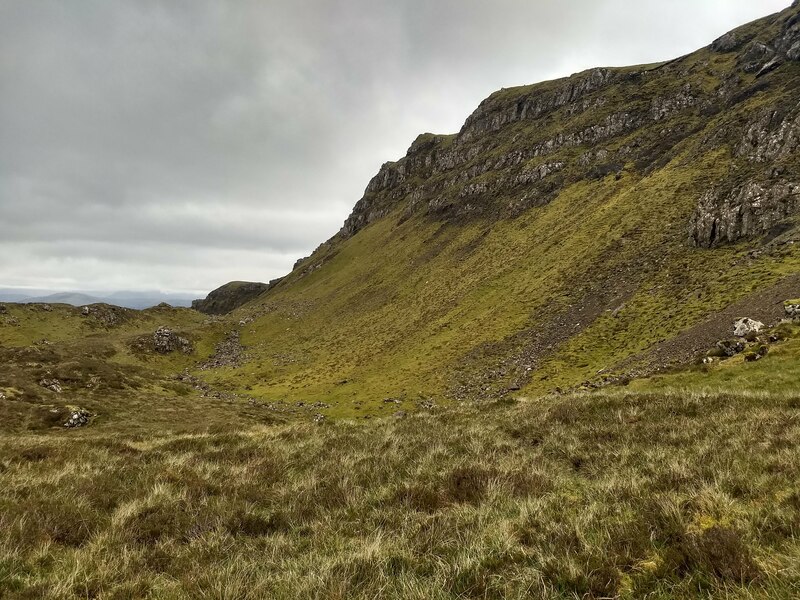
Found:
[0,0,791,294]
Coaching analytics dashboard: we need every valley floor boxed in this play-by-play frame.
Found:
[1,386,799,599]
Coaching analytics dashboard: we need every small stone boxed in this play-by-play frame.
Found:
[313,413,326,424]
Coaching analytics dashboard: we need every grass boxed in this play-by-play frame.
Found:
[1,388,799,598]
[2,5,800,597]
[184,17,800,415]
[634,323,800,396]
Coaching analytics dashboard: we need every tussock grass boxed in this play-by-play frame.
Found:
[1,389,798,598]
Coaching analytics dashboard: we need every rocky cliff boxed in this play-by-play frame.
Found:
[334,3,800,250]
[192,281,275,316]
[212,3,800,409]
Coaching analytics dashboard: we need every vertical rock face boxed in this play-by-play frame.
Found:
[331,2,800,251]
[691,182,800,248]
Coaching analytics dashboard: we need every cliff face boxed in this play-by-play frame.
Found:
[337,3,800,249]
[217,3,800,411]
[192,281,273,316]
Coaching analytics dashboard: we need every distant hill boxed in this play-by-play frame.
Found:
[24,292,105,306]
[0,289,197,309]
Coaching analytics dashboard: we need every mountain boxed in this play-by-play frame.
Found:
[0,288,197,309]
[196,1,800,409]
[21,292,105,306]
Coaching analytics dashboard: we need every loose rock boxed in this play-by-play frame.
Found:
[716,339,746,357]
[153,326,192,354]
[733,318,765,338]
[39,378,63,393]
[64,409,91,428]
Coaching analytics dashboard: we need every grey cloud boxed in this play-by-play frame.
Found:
[0,0,791,293]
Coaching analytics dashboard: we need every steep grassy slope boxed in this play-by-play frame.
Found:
[189,3,800,416]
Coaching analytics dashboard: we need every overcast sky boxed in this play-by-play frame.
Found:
[0,0,791,294]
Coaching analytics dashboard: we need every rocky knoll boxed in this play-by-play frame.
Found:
[192,281,274,315]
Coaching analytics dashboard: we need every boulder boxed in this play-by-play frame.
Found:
[39,378,63,393]
[711,32,742,53]
[744,345,769,362]
[716,339,745,357]
[733,318,765,338]
[153,326,192,354]
[785,300,800,318]
[64,409,90,428]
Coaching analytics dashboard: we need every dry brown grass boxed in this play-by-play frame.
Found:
[1,389,799,598]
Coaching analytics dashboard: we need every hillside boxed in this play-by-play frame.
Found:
[2,4,800,599]
[191,2,800,415]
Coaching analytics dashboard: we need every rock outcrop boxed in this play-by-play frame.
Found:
[691,181,800,247]
[331,2,800,249]
[192,281,277,315]
[153,327,192,354]
[785,300,800,318]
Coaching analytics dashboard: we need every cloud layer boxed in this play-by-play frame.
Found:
[0,0,790,293]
